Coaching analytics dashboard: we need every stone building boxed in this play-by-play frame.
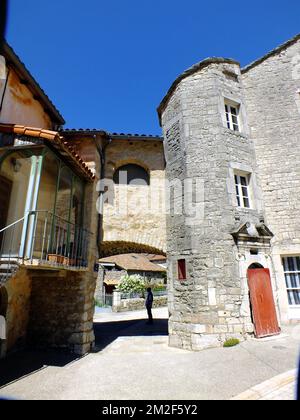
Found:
[158,34,300,350]
[97,253,166,296]
[62,130,167,305]
[2,32,300,358]
[0,42,100,357]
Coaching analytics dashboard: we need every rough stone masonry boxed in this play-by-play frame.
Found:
[158,35,300,351]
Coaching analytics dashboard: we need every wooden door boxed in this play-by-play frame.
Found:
[247,269,280,338]
[0,175,12,250]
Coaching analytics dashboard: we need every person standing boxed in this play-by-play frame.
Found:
[145,287,154,325]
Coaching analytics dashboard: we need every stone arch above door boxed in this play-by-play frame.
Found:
[248,263,264,270]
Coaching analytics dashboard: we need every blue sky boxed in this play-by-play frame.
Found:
[6,0,300,135]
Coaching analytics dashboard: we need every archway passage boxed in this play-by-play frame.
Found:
[99,241,166,258]
[247,268,280,338]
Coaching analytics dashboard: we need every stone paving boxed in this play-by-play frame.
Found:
[0,307,299,400]
[232,369,297,400]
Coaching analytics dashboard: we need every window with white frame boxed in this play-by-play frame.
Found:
[235,173,251,208]
[282,257,300,306]
[225,102,240,132]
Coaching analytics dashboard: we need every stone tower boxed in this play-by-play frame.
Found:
[158,58,271,351]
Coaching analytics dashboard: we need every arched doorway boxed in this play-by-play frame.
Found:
[247,265,280,338]
[0,286,8,358]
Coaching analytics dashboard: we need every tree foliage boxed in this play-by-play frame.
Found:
[117,274,145,294]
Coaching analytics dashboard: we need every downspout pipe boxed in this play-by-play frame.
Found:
[0,67,10,116]
[95,133,112,258]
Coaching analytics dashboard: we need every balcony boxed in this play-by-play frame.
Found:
[0,210,92,282]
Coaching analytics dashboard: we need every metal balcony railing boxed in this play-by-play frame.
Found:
[0,211,92,280]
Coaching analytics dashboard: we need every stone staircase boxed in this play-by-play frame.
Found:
[0,260,20,285]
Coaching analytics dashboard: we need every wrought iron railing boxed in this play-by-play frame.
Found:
[0,211,92,276]
[0,216,25,284]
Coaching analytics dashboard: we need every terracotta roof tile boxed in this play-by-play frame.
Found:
[99,253,166,273]
[0,123,95,182]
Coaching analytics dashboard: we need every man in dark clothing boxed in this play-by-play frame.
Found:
[145,287,154,324]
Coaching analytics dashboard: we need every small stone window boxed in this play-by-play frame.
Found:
[113,164,150,186]
[225,101,240,132]
[235,173,251,208]
[178,259,187,281]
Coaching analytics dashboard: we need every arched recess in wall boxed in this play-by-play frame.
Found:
[113,164,150,186]
[99,241,166,258]
[0,286,8,317]
[248,263,264,270]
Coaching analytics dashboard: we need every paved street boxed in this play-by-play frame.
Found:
[0,307,299,400]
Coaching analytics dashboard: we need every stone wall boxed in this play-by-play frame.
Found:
[113,295,167,313]
[161,60,265,350]
[242,37,300,322]
[28,270,95,355]
[0,58,53,129]
[102,139,166,253]
[4,268,32,352]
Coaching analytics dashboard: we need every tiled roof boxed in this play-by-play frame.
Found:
[62,129,163,141]
[99,253,166,272]
[110,133,163,140]
[145,254,167,262]
[3,42,65,126]
[62,128,107,135]
[0,124,95,181]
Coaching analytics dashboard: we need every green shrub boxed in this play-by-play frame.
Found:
[223,338,240,348]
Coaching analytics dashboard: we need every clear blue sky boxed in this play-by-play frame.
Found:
[6,0,300,135]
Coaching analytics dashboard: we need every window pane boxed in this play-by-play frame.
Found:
[231,106,237,116]
[283,257,300,306]
[242,186,249,197]
[296,257,300,272]
[37,153,59,213]
[243,197,250,208]
[240,176,247,186]
[232,115,238,125]
[288,290,300,305]
[56,167,72,220]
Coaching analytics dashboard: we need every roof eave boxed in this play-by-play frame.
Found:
[157,57,240,125]
[242,33,300,74]
[3,41,65,126]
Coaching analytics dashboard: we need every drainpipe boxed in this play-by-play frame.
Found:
[0,67,10,117]
[95,133,112,257]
